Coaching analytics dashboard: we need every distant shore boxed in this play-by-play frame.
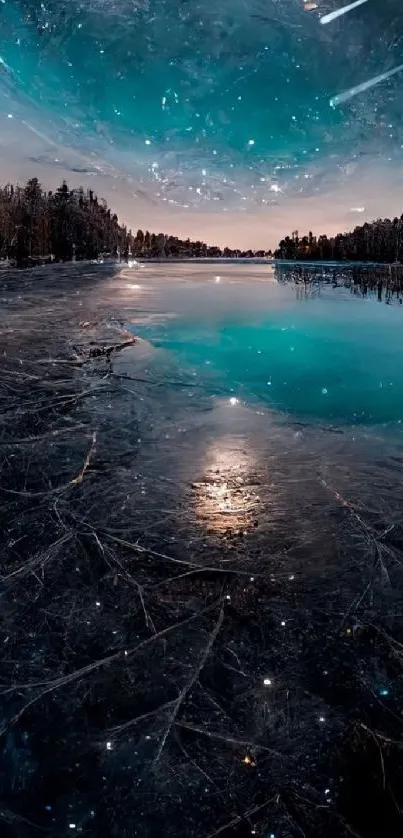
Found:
[3,256,403,271]
[0,256,275,269]
[274,259,403,268]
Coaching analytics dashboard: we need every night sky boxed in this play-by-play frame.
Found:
[1,0,403,247]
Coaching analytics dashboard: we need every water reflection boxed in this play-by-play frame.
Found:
[192,433,260,535]
[275,262,403,306]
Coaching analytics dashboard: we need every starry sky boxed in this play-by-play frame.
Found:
[1,0,403,249]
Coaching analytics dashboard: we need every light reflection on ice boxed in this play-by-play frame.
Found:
[192,435,260,535]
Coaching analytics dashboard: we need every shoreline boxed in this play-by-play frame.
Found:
[3,256,403,271]
[274,259,403,268]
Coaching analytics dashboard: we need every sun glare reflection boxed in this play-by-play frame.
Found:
[192,436,260,535]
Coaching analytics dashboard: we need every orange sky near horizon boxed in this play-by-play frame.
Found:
[2,116,403,251]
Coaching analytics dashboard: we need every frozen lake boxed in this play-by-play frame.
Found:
[1,261,403,838]
[125,261,403,425]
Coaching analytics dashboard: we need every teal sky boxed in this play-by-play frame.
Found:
[1,0,403,247]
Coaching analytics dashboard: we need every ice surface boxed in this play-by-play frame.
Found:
[3,263,403,836]
[128,263,403,424]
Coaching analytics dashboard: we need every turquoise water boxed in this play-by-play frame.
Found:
[129,265,403,425]
[4,261,403,838]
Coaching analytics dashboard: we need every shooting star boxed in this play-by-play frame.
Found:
[320,0,368,25]
[330,63,403,107]
[0,56,13,75]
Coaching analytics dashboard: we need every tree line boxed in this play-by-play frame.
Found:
[0,178,272,267]
[274,216,403,263]
[4,178,402,267]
